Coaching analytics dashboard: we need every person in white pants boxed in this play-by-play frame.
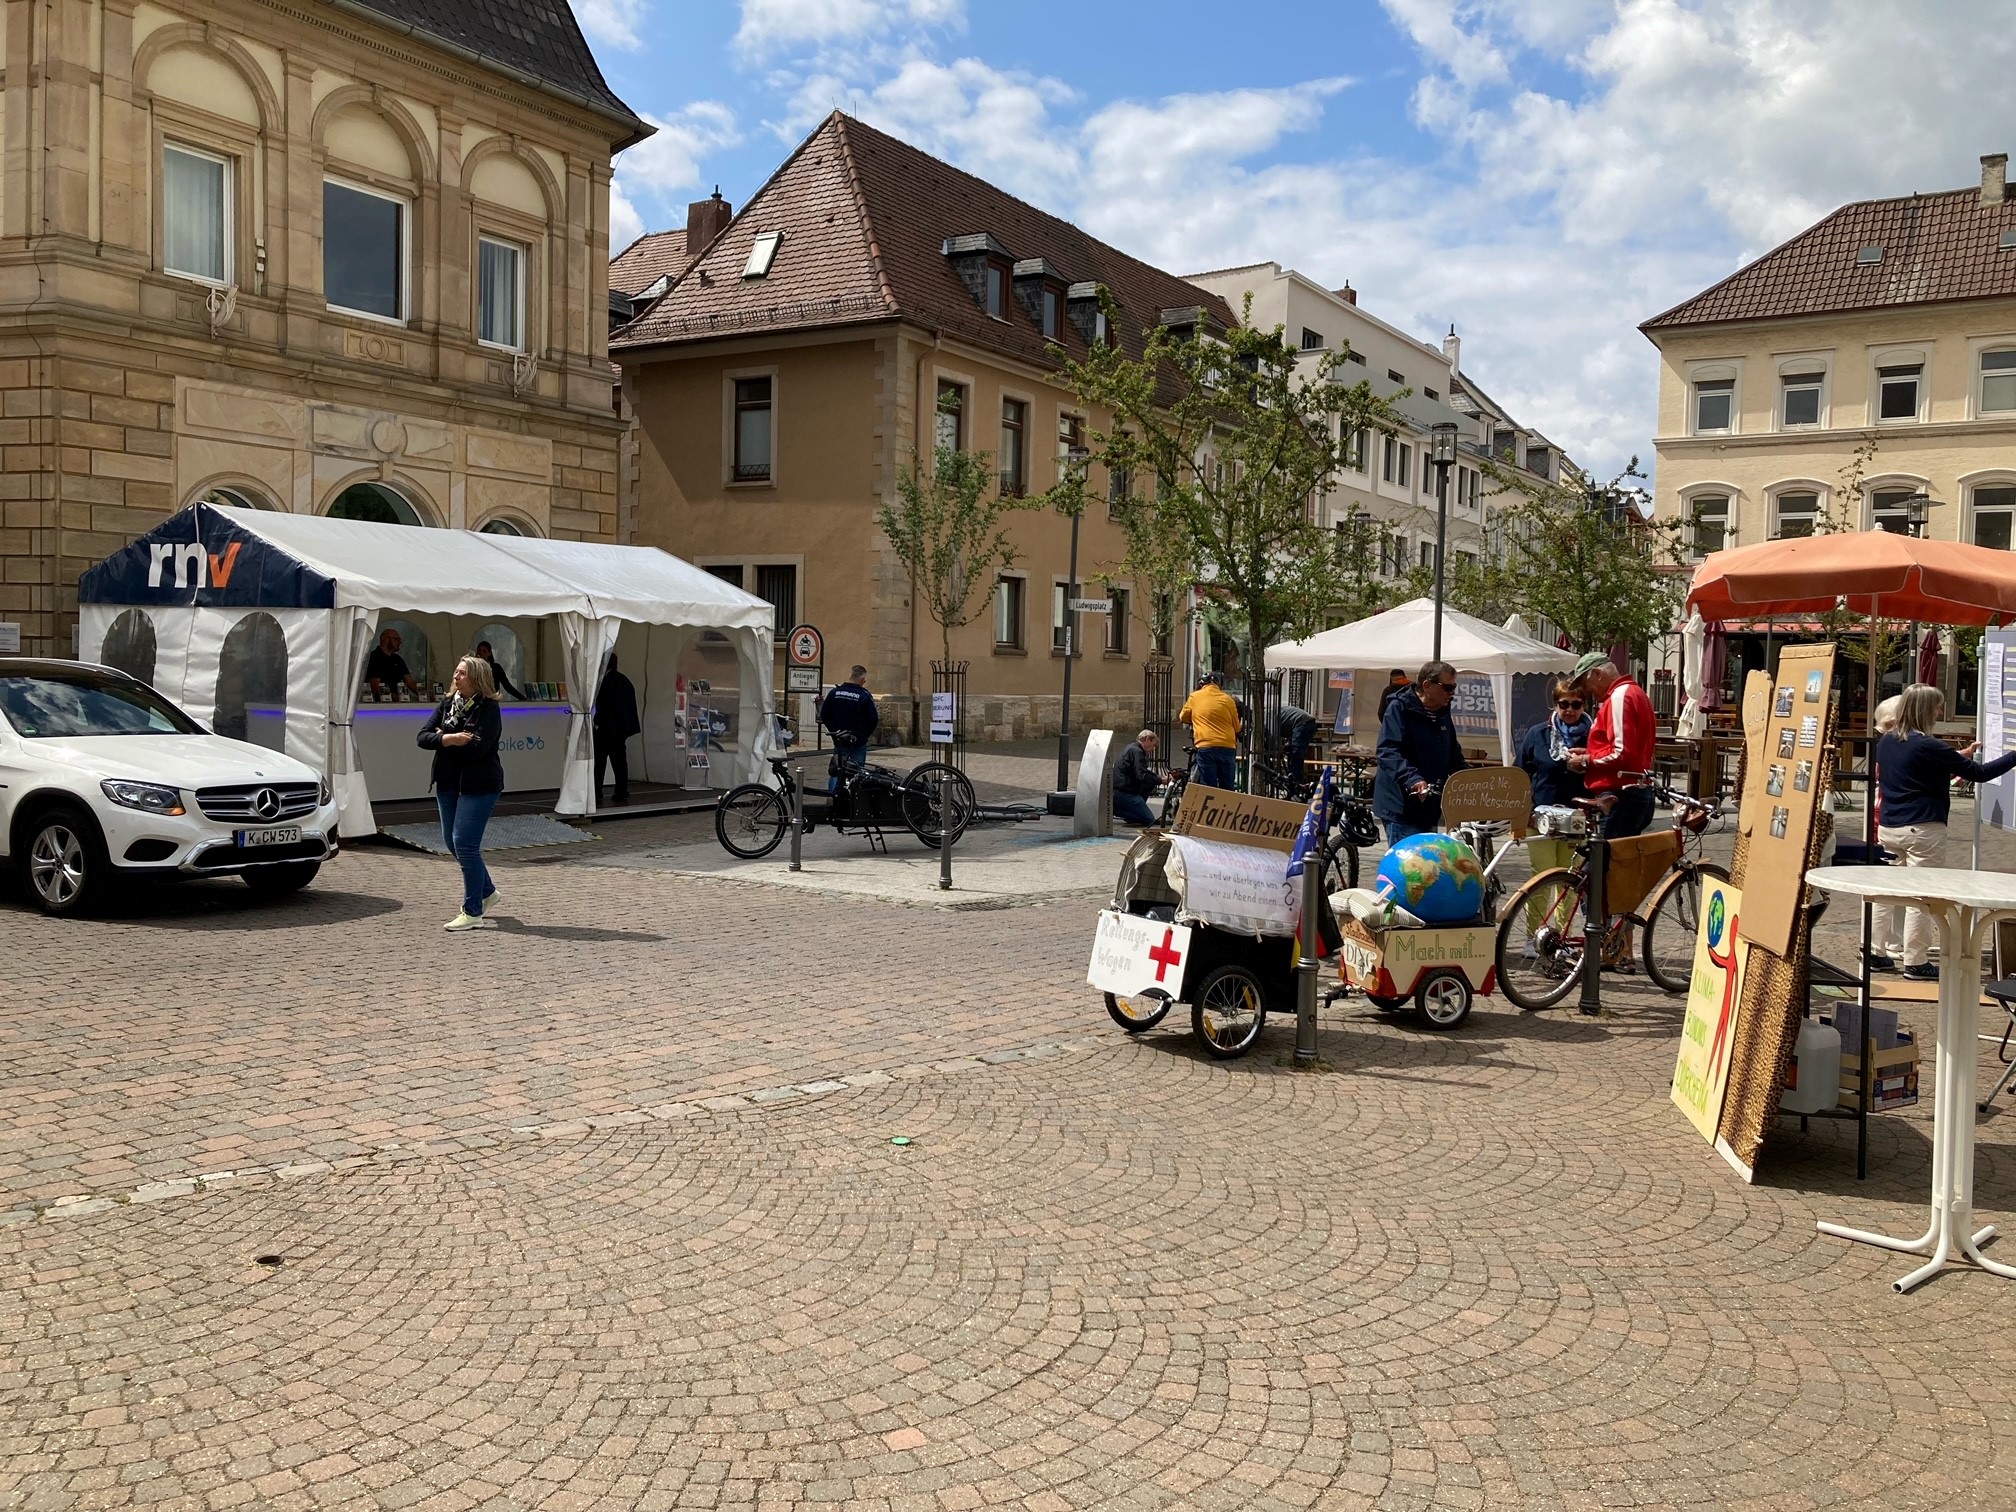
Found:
[1868,696,1905,969]
[1874,684,2016,981]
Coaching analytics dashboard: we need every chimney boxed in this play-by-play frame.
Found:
[686,187,733,253]
[1442,324,1460,372]
[1984,154,2008,206]
[1338,281,1357,305]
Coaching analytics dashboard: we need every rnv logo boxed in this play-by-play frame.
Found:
[147,540,241,589]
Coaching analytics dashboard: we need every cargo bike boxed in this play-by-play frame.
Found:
[713,722,977,858]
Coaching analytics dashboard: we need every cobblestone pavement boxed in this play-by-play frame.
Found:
[6,824,2016,1510]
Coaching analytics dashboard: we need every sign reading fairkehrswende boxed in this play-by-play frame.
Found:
[1164,835,1296,936]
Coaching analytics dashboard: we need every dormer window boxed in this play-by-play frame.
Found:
[1012,258,1067,337]
[1065,281,1111,346]
[943,233,1015,319]
[1158,305,1223,344]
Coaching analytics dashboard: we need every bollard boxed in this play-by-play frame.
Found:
[938,769,954,890]
[788,762,803,872]
[1293,848,1321,1065]
[1579,830,1607,1016]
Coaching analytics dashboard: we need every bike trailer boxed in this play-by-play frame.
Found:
[1336,916,1494,1029]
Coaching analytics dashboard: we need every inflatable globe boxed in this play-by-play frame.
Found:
[1376,833,1486,924]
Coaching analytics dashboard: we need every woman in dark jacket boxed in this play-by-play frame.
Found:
[418,654,505,931]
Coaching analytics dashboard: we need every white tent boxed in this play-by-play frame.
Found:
[1265,597,1576,763]
[77,503,775,836]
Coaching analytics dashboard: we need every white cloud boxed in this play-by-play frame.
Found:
[611,101,741,242]
[736,0,962,57]
[570,0,646,51]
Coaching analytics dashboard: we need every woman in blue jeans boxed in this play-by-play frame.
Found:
[418,655,505,931]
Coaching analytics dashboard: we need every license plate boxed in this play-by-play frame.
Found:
[236,826,302,848]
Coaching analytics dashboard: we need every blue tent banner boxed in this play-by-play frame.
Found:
[78,503,337,609]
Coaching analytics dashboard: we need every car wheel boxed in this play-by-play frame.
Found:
[19,805,109,916]
[242,861,321,900]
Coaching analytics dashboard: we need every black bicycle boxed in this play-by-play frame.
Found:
[715,754,977,858]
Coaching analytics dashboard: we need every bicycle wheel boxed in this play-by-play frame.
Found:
[1494,867,1589,1011]
[1190,964,1267,1059]
[1105,988,1172,1033]
[1642,861,1730,994]
[900,762,977,848]
[1159,774,1189,825]
[715,785,789,859]
[1318,839,1359,896]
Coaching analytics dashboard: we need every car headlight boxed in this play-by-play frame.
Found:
[318,775,333,806]
[100,779,186,816]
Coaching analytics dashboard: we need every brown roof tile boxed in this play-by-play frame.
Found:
[1643,185,2016,332]
[612,112,1236,367]
[609,229,691,296]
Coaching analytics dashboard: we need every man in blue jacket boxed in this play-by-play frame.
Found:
[820,665,879,781]
[1373,659,1466,844]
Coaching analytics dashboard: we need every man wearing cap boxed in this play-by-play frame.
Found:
[1567,653,1657,838]
[1178,671,1242,790]
[1377,668,1411,721]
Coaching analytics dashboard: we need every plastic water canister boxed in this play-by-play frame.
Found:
[1781,1015,1843,1115]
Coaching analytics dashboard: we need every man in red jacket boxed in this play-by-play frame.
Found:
[1567,652,1656,838]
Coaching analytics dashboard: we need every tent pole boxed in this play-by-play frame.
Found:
[1856,615,1879,1181]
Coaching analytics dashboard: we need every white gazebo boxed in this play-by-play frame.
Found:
[1265,598,1576,763]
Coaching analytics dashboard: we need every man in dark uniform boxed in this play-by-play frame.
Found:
[820,665,879,781]
[593,655,642,805]
[365,628,421,700]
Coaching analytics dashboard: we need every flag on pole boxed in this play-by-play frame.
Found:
[1285,766,1334,880]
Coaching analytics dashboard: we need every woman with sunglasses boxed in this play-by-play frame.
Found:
[1518,680,1592,880]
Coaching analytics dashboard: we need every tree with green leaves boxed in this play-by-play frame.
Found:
[1042,294,1403,684]
[1479,459,1687,654]
[876,443,1040,671]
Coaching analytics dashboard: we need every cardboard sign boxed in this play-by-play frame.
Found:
[1164,834,1296,936]
[1169,783,1308,853]
[1739,643,1835,959]
[1672,878,1748,1141]
[1087,910,1193,997]
[929,691,956,744]
[1442,767,1533,838]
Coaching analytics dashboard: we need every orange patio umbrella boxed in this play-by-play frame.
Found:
[1688,533,2016,626]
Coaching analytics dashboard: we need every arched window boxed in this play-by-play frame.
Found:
[214,612,288,750]
[196,485,275,511]
[330,481,424,526]
[479,517,524,536]
[100,609,158,686]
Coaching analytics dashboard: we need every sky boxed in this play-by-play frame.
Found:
[576,0,2016,483]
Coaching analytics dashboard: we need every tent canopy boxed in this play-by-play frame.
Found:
[1265,598,1576,676]
[79,503,774,631]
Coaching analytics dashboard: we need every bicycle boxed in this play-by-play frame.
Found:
[1491,783,1731,1011]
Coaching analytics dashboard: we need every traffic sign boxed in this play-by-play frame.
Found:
[786,623,823,666]
[785,665,822,693]
[1067,597,1112,614]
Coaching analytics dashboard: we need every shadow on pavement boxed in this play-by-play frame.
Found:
[3,880,407,930]
[493,917,667,943]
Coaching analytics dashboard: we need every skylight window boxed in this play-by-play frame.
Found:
[743,231,784,280]
[1856,244,1883,265]
[2001,229,2016,251]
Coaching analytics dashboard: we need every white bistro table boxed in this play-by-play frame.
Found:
[1806,865,2016,1291]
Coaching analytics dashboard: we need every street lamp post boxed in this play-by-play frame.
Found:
[1429,421,1459,663]
[1055,446,1091,795]
[1898,492,1940,695]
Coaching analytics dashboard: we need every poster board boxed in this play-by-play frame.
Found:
[1169,783,1308,853]
[1734,644,1835,959]
[1983,628,2016,833]
[1671,879,1748,1140]
[1442,767,1533,838]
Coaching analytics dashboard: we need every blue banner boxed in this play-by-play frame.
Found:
[78,503,336,609]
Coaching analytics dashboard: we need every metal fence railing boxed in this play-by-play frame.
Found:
[930,659,968,769]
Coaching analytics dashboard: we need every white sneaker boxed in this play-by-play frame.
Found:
[482,888,499,910]
[445,911,497,931]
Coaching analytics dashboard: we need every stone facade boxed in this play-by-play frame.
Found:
[0,0,638,657]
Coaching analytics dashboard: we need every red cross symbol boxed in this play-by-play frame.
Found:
[1148,927,1184,983]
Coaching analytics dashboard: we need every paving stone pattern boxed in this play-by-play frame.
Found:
[5,837,2016,1509]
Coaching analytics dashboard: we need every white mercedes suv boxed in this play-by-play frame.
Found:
[0,658,339,914]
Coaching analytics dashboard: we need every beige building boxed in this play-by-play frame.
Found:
[614,113,1240,741]
[0,0,645,659]
[1645,153,2016,568]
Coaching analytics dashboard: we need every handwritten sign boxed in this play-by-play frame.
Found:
[1087,911,1194,997]
[1169,784,1308,853]
[1442,767,1533,837]
[1164,834,1297,936]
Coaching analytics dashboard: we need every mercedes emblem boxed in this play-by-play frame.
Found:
[251,787,283,820]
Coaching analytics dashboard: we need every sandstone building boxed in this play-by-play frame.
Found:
[0,0,645,658]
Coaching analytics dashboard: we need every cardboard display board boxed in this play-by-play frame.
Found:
[1734,644,1836,959]
[1442,767,1533,838]
[1671,878,1749,1140]
[1169,783,1309,853]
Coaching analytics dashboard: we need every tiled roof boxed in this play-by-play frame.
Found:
[612,112,1237,368]
[1643,185,2016,331]
[610,230,691,296]
[330,0,646,146]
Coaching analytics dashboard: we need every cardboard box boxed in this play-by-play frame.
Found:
[1821,1022,1919,1112]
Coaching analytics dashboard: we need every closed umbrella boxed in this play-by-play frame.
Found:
[1703,620,1728,710]
[1917,627,1941,685]
[1676,608,1708,739]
